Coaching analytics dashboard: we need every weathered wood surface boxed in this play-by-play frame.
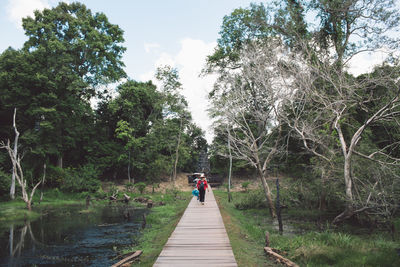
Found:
[264,247,299,267]
[111,250,142,267]
[153,188,237,267]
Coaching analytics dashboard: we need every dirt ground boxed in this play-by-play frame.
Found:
[157,173,264,192]
[109,173,193,194]
[109,172,264,194]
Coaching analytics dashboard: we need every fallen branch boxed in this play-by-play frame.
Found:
[264,247,298,267]
[123,193,131,203]
[111,250,142,267]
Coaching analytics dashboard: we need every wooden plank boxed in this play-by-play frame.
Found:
[110,250,142,267]
[153,188,237,266]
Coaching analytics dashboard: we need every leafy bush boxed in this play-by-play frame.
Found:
[47,165,66,187]
[234,188,267,210]
[60,164,100,193]
[241,181,251,191]
[0,169,11,199]
[151,182,160,194]
[135,182,146,194]
[107,182,119,197]
[94,188,107,199]
[125,182,134,192]
[171,187,180,198]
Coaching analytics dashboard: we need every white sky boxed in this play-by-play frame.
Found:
[0,0,391,143]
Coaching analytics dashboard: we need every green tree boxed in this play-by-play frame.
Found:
[155,65,192,183]
[310,0,400,69]
[112,80,161,182]
[21,2,126,168]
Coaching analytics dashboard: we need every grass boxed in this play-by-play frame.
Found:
[214,190,279,266]
[214,190,400,267]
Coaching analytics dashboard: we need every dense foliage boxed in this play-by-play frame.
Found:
[0,2,207,198]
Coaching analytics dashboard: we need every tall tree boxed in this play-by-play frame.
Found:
[21,2,126,167]
[155,65,191,183]
[210,40,294,218]
[206,3,273,73]
[310,0,400,69]
[112,80,161,182]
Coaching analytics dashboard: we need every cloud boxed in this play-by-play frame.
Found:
[6,0,68,29]
[348,49,389,76]
[144,42,160,53]
[6,0,49,28]
[138,38,217,143]
[139,52,175,82]
[175,38,217,143]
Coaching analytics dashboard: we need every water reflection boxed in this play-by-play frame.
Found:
[1,204,145,266]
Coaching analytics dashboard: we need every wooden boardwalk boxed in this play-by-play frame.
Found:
[153,188,237,267]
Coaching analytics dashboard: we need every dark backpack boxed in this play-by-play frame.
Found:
[199,181,205,190]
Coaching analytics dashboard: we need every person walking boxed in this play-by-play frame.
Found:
[197,174,209,205]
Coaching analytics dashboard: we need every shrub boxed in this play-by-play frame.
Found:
[125,182,134,192]
[0,169,11,200]
[151,182,160,193]
[171,187,180,198]
[94,188,107,199]
[135,182,146,194]
[234,188,267,210]
[107,182,119,197]
[47,165,66,187]
[241,181,251,191]
[60,164,100,193]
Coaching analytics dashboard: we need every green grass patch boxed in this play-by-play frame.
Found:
[214,190,400,267]
[214,190,278,266]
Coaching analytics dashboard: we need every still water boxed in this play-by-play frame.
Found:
[0,204,146,266]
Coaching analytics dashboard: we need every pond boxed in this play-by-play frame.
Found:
[0,203,146,267]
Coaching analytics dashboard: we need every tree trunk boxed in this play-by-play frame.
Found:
[319,169,327,211]
[10,108,18,200]
[276,179,283,234]
[173,118,183,183]
[27,201,32,211]
[259,170,276,218]
[344,157,353,203]
[10,172,16,200]
[333,206,354,224]
[57,155,63,169]
[39,163,46,204]
[227,127,232,202]
[333,156,354,224]
[128,150,131,183]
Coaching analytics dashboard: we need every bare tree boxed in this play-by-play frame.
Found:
[280,42,400,223]
[1,109,41,211]
[210,40,295,218]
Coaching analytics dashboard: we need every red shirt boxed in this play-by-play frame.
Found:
[197,179,208,190]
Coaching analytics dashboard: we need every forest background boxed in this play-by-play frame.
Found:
[1,0,400,230]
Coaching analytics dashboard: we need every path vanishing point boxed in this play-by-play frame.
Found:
[153,187,238,266]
